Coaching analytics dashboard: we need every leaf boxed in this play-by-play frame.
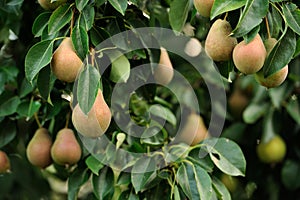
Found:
[75,0,88,11]
[16,101,41,118]
[263,29,296,77]
[32,12,51,37]
[232,0,268,37]
[108,0,127,15]
[68,167,90,200]
[25,40,54,84]
[77,64,100,114]
[211,0,246,20]
[286,97,300,124]
[85,155,104,176]
[37,65,55,104]
[176,162,212,200]
[80,5,95,31]
[283,3,300,36]
[106,50,130,83]
[0,119,16,148]
[268,83,293,108]
[19,78,34,98]
[71,25,89,60]
[281,159,300,190]
[169,0,191,33]
[212,177,231,200]
[206,137,246,176]
[149,104,177,126]
[0,96,21,117]
[243,102,269,124]
[48,4,72,34]
[131,156,157,193]
[93,167,114,200]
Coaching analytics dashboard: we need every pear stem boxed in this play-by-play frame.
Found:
[65,111,71,128]
[34,112,42,128]
[223,12,228,21]
[70,8,75,36]
[265,17,271,39]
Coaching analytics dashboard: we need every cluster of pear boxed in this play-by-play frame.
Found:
[26,127,82,168]
[0,150,11,174]
[194,0,288,88]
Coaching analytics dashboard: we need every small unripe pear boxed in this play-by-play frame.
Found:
[194,0,215,18]
[51,37,83,83]
[26,128,53,168]
[154,47,174,85]
[233,34,267,74]
[0,151,11,173]
[38,0,67,10]
[177,112,209,146]
[205,19,237,61]
[51,128,82,165]
[72,89,111,138]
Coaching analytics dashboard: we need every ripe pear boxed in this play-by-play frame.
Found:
[177,112,209,146]
[255,38,288,88]
[72,89,111,138]
[51,128,82,165]
[51,37,83,83]
[205,19,237,61]
[0,150,10,173]
[184,37,202,57]
[26,128,53,168]
[38,0,67,10]
[194,0,214,18]
[154,47,174,85]
[233,34,267,74]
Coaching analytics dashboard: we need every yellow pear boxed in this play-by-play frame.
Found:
[26,128,53,168]
[205,19,237,61]
[38,0,67,10]
[72,89,111,138]
[176,111,209,146]
[51,37,83,83]
[233,34,267,74]
[154,47,174,85]
[0,150,10,173]
[51,128,82,165]
[194,0,215,18]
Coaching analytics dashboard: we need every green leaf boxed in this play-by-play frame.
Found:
[25,39,54,84]
[107,50,130,83]
[48,4,72,34]
[68,167,90,200]
[80,5,95,31]
[176,162,212,200]
[212,177,231,200]
[268,83,293,108]
[232,0,268,37]
[71,25,89,60]
[93,167,114,200]
[75,0,88,11]
[19,78,34,98]
[37,65,55,103]
[281,159,300,190]
[206,137,246,176]
[0,96,21,117]
[169,0,191,33]
[286,97,300,124]
[0,119,16,148]
[32,12,51,37]
[131,156,157,193]
[149,104,177,126]
[90,27,110,47]
[77,64,100,114]
[86,155,104,175]
[108,0,127,15]
[211,0,246,20]
[243,102,269,124]
[283,3,300,36]
[263,29,296,77]
[118,190,139,200]
[16,101,41,118]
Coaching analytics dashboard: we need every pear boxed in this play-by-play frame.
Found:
[176,112,209,146]
[51,37,83,83]
[38,0,67,10]
[184,37,202,57]
[72,89,111,138]
[255,38,288,88]
[233,34,267,74]
[51,128,82,165]
[0,150,11,173]
[194,0,215,18]
[205,19,237,61]
[228,89,249,119]
[26,128,53,168]
[154,47,174,85]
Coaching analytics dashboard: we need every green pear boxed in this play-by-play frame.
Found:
[51,37,83,83]
[194,0,215,18]
[154,48,174,85]
[205,19,237,61]
[51,128,82,165]
[38,0,67,10]
[0,150,11,173]
[72,89,112,138]
[233,34,267,74]
[26,128,53,168]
